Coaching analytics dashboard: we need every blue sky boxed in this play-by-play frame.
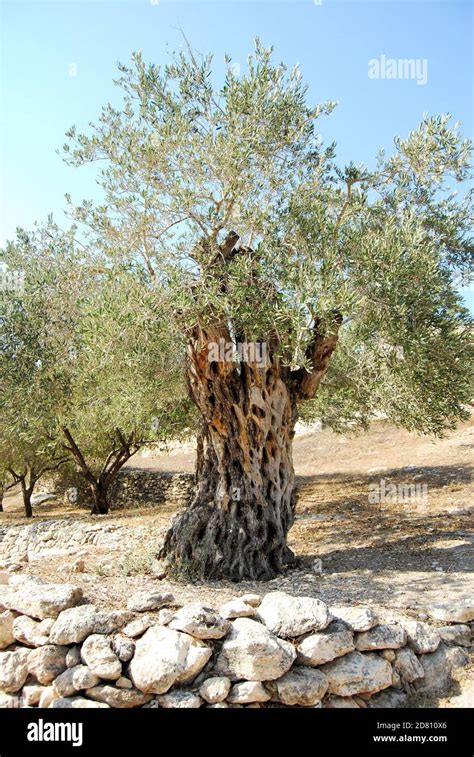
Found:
[0,0,472,305]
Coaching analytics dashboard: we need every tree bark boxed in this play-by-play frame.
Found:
[161,325,299,581]
[20,478,34,519]
[89,480,110,515]
[161,235,343,581]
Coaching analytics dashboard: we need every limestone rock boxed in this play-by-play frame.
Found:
[53,665,100,697]
[355,624,407,651]
[215,618,296,681]
[220,598,257,620]
[127,592,174,613]
[427,602,474,624]
[80,634,122,680]
[396,619,440,654]
[297,622,354,666]
[129,625,212,695]
[51,696,110,709]
[112,634,135,662]
[330,607,378,632]
[0,610,15,650]
[257,592,331,638]
[66,646,82,668]
[240,594,262,608]
[39,686,60,708]
[123,615,154,638]
[206,702,229,709]
[49,605,132,645]
[157,690,202,708]
[321,651,393,696]
[199,676,231,704]
[270,667,328,706]
[22,683,46,706]
[437,624,471,647]
[0,577,81,620]
[393,647,425,683]
[86,684,152,708]
[0,692,21,708]
[168,604,230,640]
[12,616,52,647]
[116,677,133,689]
[227,681,271,704]
[379,649,396,661]
[27,645,68,684]
[323,696,360,708]
[0,648,29,692]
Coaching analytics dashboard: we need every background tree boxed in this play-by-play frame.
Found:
[1,222,191,516]
[62,42,473,579]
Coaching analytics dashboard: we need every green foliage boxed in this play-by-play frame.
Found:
[0,221,192,486]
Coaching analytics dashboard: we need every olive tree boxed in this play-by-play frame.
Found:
[63,42,473,578]
[1,222,191,516]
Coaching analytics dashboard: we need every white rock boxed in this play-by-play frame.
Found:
[50,696,110,709]
[0,648,29,692]
[80,635,122,680]
[12,616,51,647]
[355,624,407,651]
[437,624,471,647]
[297,622,354,665]
[206,702,229,709]
[53,665,100,697]
[158,690,202,708]
[393,647,425,683]
[215,618,296,681]
[270,667,328,706]
[157,608,175,625]
[22,683,46,706]
[0,610,15,649]
[0,692,21,708]
[112,634,135,662]
[0,578,81,620]
[227,681,271,704]
[427,602,474,624]
[220,598,257,619]
[199,676,231,704]
[116,676,133,689]
[66,646,82,668]
[168,604,230,640]
[38,686,60,708]
[396,619,440,654]
[123,615,154,638]
[414,644,467,695]
[28,645,68,684]
[324,696,360,708]
[129,625,212,694]
[127,592,174,613]
[321,651,393,696]
[86,684,152,708]
[240,594,262,608]
[49,605,132,645]
[330,607,378,632]
[257,592,331,638]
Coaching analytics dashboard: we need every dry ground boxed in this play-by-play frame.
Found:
[2,417,472,615]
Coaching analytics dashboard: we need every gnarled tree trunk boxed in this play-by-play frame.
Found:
[162,330,297,581]
[161,234,342,581]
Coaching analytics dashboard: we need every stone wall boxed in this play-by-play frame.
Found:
[109,471,194,510]
[0,576,471,709]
